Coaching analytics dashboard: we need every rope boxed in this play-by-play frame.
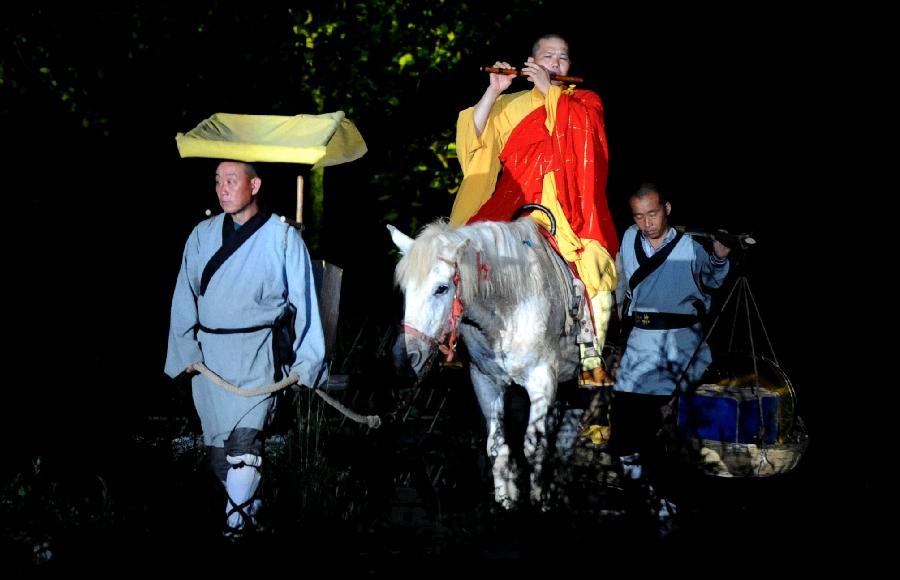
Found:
[189,362,381,428]
[191,362,299,396]
[314,389,382,429]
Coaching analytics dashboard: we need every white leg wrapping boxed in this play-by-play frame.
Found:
[225,453,262,530]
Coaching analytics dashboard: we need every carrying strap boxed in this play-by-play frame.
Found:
[629,228,684,292]
[199,210,272,296]
[621,229,684,322]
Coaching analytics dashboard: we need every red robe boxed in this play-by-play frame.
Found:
[468,89,619,257]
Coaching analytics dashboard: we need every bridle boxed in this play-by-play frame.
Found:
[399,257,464,363]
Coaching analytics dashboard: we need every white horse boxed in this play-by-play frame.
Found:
[388,217,583,507]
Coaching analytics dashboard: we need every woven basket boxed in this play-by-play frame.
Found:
[678,427,809,477]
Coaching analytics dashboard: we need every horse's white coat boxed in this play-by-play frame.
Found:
[389,219,581,507]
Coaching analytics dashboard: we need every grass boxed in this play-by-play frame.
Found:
[2,324,833,575]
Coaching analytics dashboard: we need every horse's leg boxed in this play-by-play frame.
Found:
[470,367,516,508]
[522,365,557,506]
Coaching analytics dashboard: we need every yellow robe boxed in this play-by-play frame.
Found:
[451,86,615,297]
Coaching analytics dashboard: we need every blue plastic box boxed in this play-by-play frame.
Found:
[677,385,779,444]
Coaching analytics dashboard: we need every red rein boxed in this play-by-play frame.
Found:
[401,271,463,363]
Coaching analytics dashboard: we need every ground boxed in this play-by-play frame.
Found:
[3,361,885,576]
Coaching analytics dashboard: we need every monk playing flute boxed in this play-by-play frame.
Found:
[451,33,619,387]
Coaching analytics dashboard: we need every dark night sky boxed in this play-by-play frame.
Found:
[5,3,878,524]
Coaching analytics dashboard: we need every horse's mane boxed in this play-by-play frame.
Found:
[395,218,569,308]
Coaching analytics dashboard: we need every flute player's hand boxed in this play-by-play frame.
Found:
[488,61,514,93]
[522,57,551,95]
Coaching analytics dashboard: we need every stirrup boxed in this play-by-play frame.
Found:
[578,367,614,388]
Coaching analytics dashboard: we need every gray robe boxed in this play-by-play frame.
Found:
[165,213,328,447]
[614,225,729,396]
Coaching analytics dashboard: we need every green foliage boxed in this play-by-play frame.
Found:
[322,0,537,232]
[3,0,544,235]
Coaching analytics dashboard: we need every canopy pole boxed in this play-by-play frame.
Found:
[296,175,304,224]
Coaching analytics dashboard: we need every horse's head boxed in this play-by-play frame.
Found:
[388,223,466,379]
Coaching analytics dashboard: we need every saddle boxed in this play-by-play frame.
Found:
[533,226,611,387]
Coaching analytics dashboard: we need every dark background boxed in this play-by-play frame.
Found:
[3,1,880,567]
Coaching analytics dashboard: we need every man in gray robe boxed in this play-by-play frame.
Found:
[165,160,328,536]
[611,182,730,534]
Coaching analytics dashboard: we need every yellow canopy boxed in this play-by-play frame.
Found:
[175,111,367,168]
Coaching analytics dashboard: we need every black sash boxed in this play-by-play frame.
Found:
[619,229,684,340]
[199,211,271,297]
[631,311,699,330]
